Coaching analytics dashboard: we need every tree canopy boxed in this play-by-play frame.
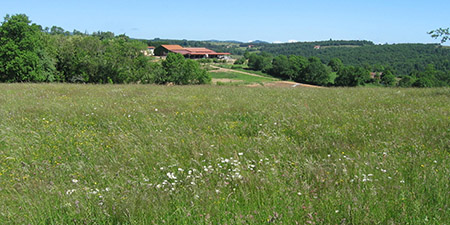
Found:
[0,14,210,85]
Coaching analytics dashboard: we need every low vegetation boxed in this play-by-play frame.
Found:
[1,84,448,223]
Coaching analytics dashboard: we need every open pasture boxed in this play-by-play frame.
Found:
[0,84,448,223]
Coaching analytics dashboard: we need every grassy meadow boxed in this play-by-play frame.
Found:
[0,84,449,224]
[210,71,277,85]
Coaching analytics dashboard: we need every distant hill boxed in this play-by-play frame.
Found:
[142,38,449,76]
[249,40,270,44]
[258,41,449,75]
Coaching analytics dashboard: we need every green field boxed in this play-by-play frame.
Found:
[0,84,449,224]
[210,71,278,84]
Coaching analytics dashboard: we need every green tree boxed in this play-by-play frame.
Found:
[398,75,416,87]
[0,14,55,82]
[287,55,308,81]
[248,54,271,72]
[160,53,210,85]
[335,66,370,86]
[328,57,343,72]
[270,55,290,79]
[381,69,396,86]
[302,58,331,86]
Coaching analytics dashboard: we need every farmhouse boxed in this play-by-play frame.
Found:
[142,46,155,56]
[154,45,230,59]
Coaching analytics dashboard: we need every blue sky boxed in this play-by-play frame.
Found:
[1,0,449,44]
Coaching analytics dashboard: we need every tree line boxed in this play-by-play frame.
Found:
[257,41,450,81]
[0,14,209,84]
[237,51,448,87]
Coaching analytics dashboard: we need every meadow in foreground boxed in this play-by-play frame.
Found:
[0,84,448,224]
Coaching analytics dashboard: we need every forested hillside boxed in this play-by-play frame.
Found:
[258,41,450,75]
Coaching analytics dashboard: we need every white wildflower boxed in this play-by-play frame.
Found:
[167,172,177,180]
[238,152,243,156]
[72,179,79,183]
[66,189,76,195]
[155,108,158,111]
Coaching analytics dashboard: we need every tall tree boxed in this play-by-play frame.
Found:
[0,14,55,82]
[328,57,343,72]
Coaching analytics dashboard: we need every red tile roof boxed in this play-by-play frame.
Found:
[161,45,230,55]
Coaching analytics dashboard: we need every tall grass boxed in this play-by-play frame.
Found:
[0,84,448,224]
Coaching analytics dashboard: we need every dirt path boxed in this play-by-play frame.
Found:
[209,65,323,88]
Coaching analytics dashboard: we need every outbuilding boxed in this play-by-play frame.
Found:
[154,45,230,59]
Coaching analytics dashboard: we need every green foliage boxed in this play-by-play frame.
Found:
[429,28,449,43]
[233,57,246,65]
[0,14,56,82]
[328,57,343,72]
[259,41,450,77]
[335,66,371,86]
[0,14,210,85]
[160,53,210,85]
[397,75,416,87]
[248,53,272,72]
[302,58,331,85]
[381,69,396,86]
[270,55,290,79]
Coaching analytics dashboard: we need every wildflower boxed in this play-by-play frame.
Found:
[72,179,79,183]
[155,108,158,112]
[215,189,220,194]
[128,114,131,118]
[105,187,110,192]
[335,210,339,213]
[238,152,244,156]
[66,189,76,195]
[400,180,405,183]
[178,168,184,172]
[167,172,177,180]
[297,192,302,196]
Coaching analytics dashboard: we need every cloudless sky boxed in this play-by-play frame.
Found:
[1,0,449,44]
